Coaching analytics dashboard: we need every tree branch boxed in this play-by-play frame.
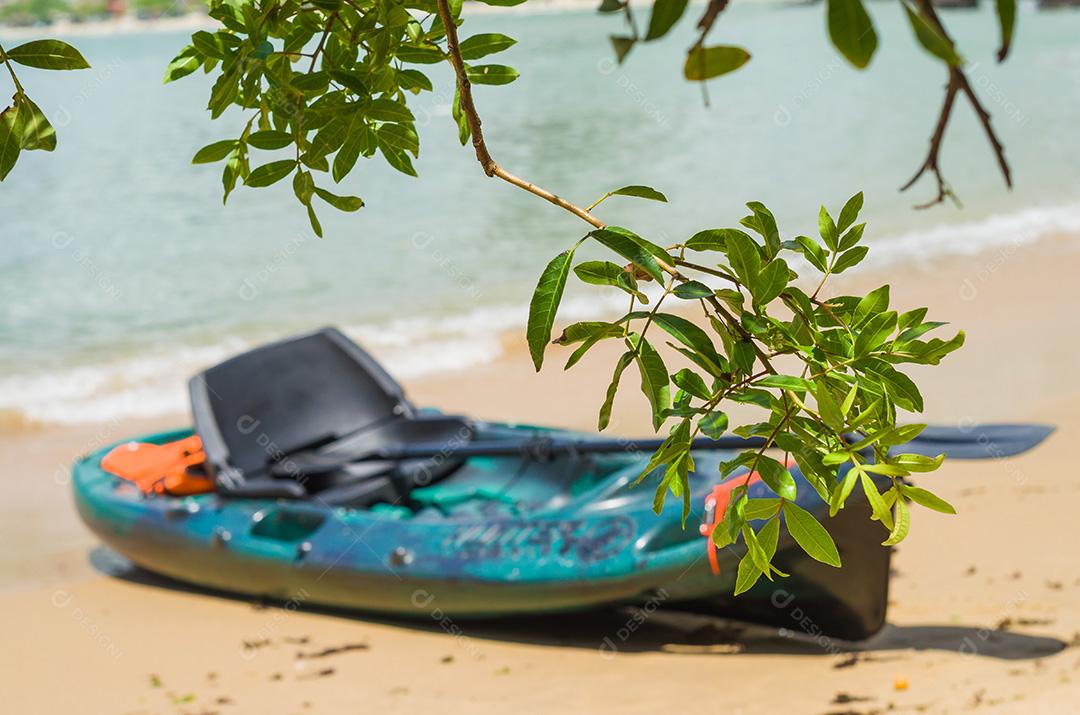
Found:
[435,0,605,230]
[695,0,730,46]
[900,0,1012,209]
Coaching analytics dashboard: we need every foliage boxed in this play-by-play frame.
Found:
[533,191,963,589]
[162,0,522,235]
[0,39,90,182]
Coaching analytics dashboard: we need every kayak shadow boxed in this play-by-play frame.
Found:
[90,547,1068,661]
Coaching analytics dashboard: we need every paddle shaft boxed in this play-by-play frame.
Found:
[347,423,1053,464]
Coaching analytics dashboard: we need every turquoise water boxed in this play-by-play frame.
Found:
[1,3,1079,423]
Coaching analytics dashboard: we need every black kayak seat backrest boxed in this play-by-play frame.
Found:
[190,327,415,480]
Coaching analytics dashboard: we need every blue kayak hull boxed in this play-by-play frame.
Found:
[72,424,891,639]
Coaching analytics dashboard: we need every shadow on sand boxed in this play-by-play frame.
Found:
[91,547,1067,661]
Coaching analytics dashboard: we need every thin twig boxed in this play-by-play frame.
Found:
[0,43,25,94]
[435,0,605,230]
[900,0,1011,209]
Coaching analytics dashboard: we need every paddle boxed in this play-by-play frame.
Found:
[283,423,1054,474]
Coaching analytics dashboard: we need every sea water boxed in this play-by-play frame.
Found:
[1,2,1078,424]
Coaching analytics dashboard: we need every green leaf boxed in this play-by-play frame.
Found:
[814,381,844,430]
[192,140,238,164]
[163,45,200,83]
[465,64,520,85]
[589,228,669,283]
[882,494,910,546]
[191,31,226,59]
[292,170,314,205]
[246,159,296,187]
[6,39,90,70]
[599,352,635,430]
[14,95,55,151]
[853,284,890,327]
[366,98,414,123]
[734,552,765,595]
[794,235,829,273]
[377,123,420,156]
[699,411,728,439]
[0,105,21,181]
[458,33,517,60]
[314,187,363,212]
[893,452,945,472]
[836,191,864,232]
[753,258,789,306]
[207,71,238,119]
[685,228,749,254]
[742,202,781,258]
[672,280,713,300]
[832,245,869,273]
[827,0,877,69]
[527,246,577,371]
[756,456,797,501]
[610,184,668,203]
[995,0,1016,62]
[397,69,432,93]
[741,523,772,576]
[672,368,711,400]
[756,375,811,392]
[645,0,689,41]
[900,484,956,514]
[854,310,898,356]
[647,313,724,374]
[744,498,781,521]
[333,111,373,183]
[396,43,445,64]
[247,130,294,150]
[818,206,839,251]
[860,470,894,531]
[377,142,418,177]
[683,45,751,81]
[783,501,841,567]
[903,2,963,67]
[838,223,866,251]
[306,203,323,238]
[561,323,624,369]
[725,230,762,286]
[630,334,671,430]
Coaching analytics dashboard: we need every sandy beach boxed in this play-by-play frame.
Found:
[2,230,1078,714]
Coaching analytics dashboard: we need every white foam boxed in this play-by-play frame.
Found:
[3,201,1077,427]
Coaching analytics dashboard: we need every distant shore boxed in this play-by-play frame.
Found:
[0,0,606,39]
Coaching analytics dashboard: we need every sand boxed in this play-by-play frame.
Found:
[3,234,1080,714]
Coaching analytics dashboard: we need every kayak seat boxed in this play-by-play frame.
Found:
[189,327,473,507]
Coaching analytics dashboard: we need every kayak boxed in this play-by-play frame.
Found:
[73,424,890,639]
[70,327,1052,641]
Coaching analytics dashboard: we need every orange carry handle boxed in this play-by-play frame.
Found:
[101,435,214,496]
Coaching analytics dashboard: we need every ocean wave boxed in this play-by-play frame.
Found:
[2,201,1077,427]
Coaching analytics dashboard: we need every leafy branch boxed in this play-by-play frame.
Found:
[599,0,1016,208]
[0,39,89,182]
[432,11,964,585]
[899,0,1013,208]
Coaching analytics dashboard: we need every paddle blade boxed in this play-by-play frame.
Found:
[889,423,1055,460]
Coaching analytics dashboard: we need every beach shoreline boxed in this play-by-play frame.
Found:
[4,234,1080,712]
